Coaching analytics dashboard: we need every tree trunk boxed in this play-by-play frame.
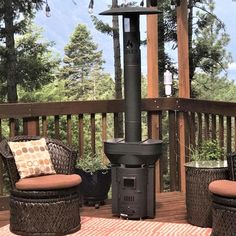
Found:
[4,0,18,103]
[112,0,123,138]
[188,0,194,97]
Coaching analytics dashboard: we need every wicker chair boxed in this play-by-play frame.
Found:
[209,153,236,236]
[0,136,82,236]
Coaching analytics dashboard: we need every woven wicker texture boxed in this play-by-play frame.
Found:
[186,166,228,227]
[211,195,236,236]
[227,152,236,180]
[0,136,81,236]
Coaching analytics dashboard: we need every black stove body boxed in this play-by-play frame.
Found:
[100,6,162,219]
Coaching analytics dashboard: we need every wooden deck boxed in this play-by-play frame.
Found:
[0,192,187,228]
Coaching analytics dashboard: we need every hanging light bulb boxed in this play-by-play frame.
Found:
[45,0,51,17]
[88,0,94,14]
[170,0,176,10]
[164,68,173,97]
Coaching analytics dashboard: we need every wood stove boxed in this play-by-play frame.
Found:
[101,5,162,219]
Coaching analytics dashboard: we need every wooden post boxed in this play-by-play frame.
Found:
[176,0,190,193]
[147,10,161,192]
[23,117,40,136]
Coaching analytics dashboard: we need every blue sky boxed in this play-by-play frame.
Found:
[35,0,236,81]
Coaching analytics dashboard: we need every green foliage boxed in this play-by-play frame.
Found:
[90,15,113,36]
[18,79,67,102]
[0,0,46,102]
[76,152,109,173]
[192,74,236,102]
[62,24,104,81]
[191,0,233,97]
[15,23,60,91]
[0,22,60,102]
[190,139,224,161]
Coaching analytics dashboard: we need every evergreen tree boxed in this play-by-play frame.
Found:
[0,22,60,102]
[16,24,59,91]
[191,0,233,97]
[62,24,105,99]
[0,0,45,103]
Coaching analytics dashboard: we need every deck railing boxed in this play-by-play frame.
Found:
[0,97,235,205]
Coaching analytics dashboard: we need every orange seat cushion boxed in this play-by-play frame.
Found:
[209,180,236,197]
[16,174,82,190]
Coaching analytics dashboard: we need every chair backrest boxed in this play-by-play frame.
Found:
[0,136,78,189]
[227,152,236,181]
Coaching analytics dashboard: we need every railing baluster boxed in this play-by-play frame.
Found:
[67,115,72,145]
[9,118,16,137]
[102,113,107,142]
[190,112,196,149]
[197,113,203,146]
[212,114,216,140]
[42,116,48,137]
[78,114,84,158]
[227,116,232,154]
[185,112,190,163]
[169,110,177,191]
[54,115,60,139]
[91,114,95,155]
[102,113,107,163]
[204,114,210,140]
[234,117,236,152]
[219,115,224,153]
[114,113,119,138]
[0,119,2,140]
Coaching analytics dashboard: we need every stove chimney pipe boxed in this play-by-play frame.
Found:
[123,14,141,142]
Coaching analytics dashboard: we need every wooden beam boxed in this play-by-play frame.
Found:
[177,0,190,98]
[147,11,162,194]
[147,13,159,98]
[176,0,190,193]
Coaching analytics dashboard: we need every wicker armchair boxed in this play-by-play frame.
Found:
[209,153,236,236]
[0,136,82,236]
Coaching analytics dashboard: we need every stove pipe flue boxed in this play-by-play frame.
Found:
[123,14,141,142]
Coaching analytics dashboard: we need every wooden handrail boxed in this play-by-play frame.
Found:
[1,98,236,119]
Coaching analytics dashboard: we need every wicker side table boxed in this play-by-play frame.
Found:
[185,161,228,228]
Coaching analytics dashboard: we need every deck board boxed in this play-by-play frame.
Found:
[0,192,187,228]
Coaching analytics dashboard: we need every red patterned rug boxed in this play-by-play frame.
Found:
[1,217,212,236]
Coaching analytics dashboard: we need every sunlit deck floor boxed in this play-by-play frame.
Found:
[0,191,187,228]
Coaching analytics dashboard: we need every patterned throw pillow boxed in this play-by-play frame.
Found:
[8,138,56,179]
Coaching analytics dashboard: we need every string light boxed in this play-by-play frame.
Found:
[88,0,94,14]
[45,0,51,17]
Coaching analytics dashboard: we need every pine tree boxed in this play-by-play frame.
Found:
[0,0,45,103]
[0,21,60,102]
[62,24,104,99]
[191,0,233,97]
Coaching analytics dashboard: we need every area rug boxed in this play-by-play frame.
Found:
[0,217,212,236]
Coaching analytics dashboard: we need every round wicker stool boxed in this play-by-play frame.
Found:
[209,180,236,236]
[10,187,81,236]
[185,161,228,227]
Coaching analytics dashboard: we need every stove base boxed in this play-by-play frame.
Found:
[111,164,156,219]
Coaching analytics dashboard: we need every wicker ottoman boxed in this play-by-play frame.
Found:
[10,187,81,236]
[209,180,236,236]
[185,161,228,227]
